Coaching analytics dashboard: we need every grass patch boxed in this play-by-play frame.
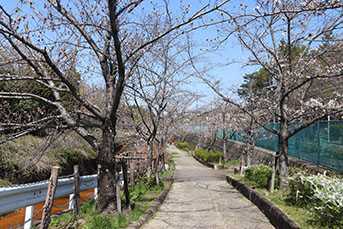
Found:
[228,174,320,228]
[50,181,165,228]
[167,156,176,170]
[224,160,241,165]
[160,170,174,177]
[0,179,12,186]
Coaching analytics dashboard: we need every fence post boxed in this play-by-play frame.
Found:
[130,156,135,189]
[94,165,100,200]
[24,205,34,229]
[121,159,131,211]
[40,166,60,229]
[115,161,121,213]
[73,165,80,219]
[68,194,74,210]
[317,122,321,166]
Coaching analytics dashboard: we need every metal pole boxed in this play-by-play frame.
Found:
[24,205,34,229]
[68,194,74,210]
[328,115,330,142]
[317,122,321,166]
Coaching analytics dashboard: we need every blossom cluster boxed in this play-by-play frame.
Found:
[288,172,343,227]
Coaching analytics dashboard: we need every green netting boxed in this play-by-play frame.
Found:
[230,121,343,172]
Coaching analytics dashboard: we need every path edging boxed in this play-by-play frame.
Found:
[191,153,215,168]
[127,178,174,229]
[226,175,300,229]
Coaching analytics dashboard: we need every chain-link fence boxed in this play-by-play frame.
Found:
[230,121,343,172]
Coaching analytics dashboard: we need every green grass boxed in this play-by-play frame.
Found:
[224,160,241,165]
[0,179,11,186]
[49,181,165,228]
[160,170,174,177]
[228,174,320,229]
[167,156,176,170]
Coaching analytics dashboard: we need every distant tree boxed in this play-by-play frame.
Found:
[237,68,271,98]
[203,0,343,189]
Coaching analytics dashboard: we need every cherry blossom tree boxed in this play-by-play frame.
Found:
[203,0,343,189]
[0,0,230,212]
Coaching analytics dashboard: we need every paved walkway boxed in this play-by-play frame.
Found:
[142,145,275,229]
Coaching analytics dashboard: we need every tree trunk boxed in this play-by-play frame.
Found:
[155,148,161,185]
[146,140,153,178]
[278,126,289,190]
[98,126,117,212]
[161,138,166,173]
[240,152,245,176]
[223,136,228,162]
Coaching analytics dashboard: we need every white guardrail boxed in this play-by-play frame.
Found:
[0,175,98,228]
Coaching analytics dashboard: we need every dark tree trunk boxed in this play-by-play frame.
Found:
[278,121,289,190]
[155,151,160,185]
[98,126,117,212]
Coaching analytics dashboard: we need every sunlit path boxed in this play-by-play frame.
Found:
[142,145,274,229]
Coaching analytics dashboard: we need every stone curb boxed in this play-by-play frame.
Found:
[191,153,215,168]
[226,175,300,229]
[127,178,174,229]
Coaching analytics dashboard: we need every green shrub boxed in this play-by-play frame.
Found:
[244,164,275,189]
[288,166,303,177]
[226,160,241,165]
[287,172,343,228]
[176,142,189,150]
[175,141,195,151]
[287,172,316,207]
[194,148,220,163]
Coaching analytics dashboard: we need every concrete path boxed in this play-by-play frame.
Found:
[142,145,275,229]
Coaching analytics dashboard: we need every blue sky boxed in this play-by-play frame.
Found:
[0,0,258,103]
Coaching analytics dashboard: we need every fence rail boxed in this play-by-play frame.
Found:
[0,174,97,216]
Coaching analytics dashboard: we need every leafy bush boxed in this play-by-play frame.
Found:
[244,165,275,189]
[176,141,195,151]
[288,166,303,177]
[226,160,241,165]
[288,172,343,228]
[194,148,221,163]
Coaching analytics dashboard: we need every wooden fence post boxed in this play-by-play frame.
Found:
[121,159,131,211]
[130,159,135,188]
[73,165,80,219]
[115,161,121,213]
[40,166,60,229]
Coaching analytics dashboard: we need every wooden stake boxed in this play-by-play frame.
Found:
[40,166,60,229]
[73,165,80,219]
[130,159,135,188]
[115,163,121,213]
[121,159,131,211]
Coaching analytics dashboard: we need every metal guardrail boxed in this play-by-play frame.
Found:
[0,175,97,216]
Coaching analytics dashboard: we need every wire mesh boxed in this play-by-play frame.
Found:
[229,120,343,172]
